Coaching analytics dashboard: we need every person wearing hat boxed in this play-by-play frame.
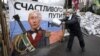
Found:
[65,9,85,52]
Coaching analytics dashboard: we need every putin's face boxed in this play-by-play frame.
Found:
[28,13,41,30]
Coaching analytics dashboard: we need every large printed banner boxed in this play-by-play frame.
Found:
[9,0,64,40]
[9,1,64,21]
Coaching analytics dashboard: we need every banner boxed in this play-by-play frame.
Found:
[9,0,64,40]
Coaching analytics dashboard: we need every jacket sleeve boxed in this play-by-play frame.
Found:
[66,15,78,24]
[60,17,67,22]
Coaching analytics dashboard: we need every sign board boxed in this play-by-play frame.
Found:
[8,0,64,40]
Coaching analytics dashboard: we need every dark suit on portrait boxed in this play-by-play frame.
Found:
[11,28,49,56]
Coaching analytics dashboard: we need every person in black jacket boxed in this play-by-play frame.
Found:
[65,9,85,52]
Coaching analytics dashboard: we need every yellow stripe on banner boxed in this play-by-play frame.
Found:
[25,33,35,52]
[14,35,27,53]
[21,33,35,52]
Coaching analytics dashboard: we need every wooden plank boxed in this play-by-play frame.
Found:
[0,0,10,56]
[2,40,5,56]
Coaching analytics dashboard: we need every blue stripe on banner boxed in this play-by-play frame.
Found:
[10,20,62,40]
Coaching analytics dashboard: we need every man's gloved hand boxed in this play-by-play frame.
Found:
[51,18,62,26]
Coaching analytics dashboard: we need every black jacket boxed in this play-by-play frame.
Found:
[65,14,82,34]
